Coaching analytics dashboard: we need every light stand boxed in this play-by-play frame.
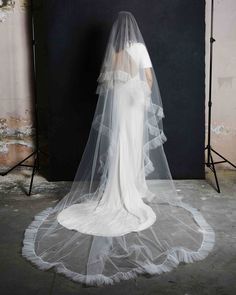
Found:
[205,0,236,193]
[0,0,47,196]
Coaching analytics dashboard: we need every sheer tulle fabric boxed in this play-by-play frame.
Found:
[22,11,215,286]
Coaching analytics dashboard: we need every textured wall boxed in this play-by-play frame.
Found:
[0,0,34,168]
[205,0,236,169]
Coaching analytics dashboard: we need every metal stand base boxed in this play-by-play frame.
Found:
[205,145,236,193]
[0,149,47,196]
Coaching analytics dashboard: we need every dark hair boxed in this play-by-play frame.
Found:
[113,11,137,52]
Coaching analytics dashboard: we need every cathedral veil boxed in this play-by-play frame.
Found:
[22,11,215,286]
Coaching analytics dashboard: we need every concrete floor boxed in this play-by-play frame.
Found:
[0,168,235,295]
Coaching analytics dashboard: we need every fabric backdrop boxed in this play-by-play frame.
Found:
[34,0,205,180]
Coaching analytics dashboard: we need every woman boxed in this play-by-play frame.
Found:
[22,11,215,286]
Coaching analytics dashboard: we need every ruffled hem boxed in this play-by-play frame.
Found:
[96,70,132,94]
[97,70,132,83]
[143,130,167,176]
[22,201,215,286]
[92,104,166,177]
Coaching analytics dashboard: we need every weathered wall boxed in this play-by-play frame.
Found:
[205,0,236,168]
[0,0,34,168]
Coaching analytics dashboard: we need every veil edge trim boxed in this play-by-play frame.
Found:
[22,201,215,286]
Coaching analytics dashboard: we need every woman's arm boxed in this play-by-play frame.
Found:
[144,67,153,90]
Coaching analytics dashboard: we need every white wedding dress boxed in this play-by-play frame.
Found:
[22,11,215,286]
[57,43,157,236]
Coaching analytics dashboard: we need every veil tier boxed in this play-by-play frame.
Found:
[22,11,215,286]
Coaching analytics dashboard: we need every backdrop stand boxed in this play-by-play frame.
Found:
[0,0,47,196]
[205,0,236,193]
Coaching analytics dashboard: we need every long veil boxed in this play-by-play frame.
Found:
[22,11,215,286]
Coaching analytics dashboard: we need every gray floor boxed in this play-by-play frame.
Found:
[0,168,235,295]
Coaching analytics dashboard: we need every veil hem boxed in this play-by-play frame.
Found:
[22,201,215,286]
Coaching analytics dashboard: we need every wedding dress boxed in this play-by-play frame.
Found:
[57,42,157,236]
[22,11,215,286]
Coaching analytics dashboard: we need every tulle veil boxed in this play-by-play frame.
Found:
[22,11,215,286]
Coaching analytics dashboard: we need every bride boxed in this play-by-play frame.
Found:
[22,11,215,286]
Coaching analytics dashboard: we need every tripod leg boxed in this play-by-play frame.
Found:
[0,151,35,176]
[205,145,211,167]
[36,150,40,171]
[211,148,236,169]
[209,151,220,193]
[27,154,37,196]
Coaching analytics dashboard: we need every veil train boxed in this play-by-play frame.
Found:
[22,11,215,286]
